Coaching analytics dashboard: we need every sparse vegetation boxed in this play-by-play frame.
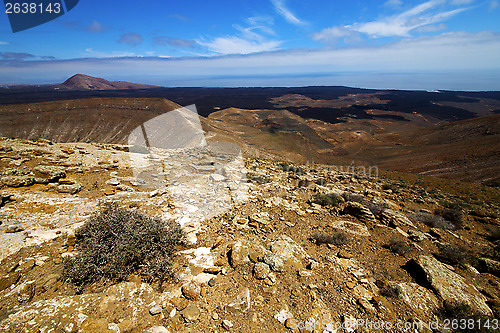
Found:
[380,284,402,298]
[407,211,456,230]
[63,204,184,286]
[279,163,304,175]
[341,192,364,203]
[247,173,270,184]
[312,232,349,246]
[387,239,413,256]
[437,243,474,266]
[312,192,344,207]
[435,208,463,229]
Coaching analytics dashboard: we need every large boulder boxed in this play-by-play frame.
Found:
[378,209,415,228]
[343,201,376,224]
[33,165,66,182]
[410,255,492,316]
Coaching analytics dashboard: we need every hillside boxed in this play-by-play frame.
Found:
[58,74,157,91]
[0,98,180,144]
[0,138,499,332]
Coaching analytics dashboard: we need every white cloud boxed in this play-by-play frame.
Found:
[5,32,499,87]
[350,0,467,37]
[0,42,9,45]
[271,0,306,26]
[414,23,448,32]
[198,14,281,54]
[311,26,362,44]
[197,36,281,54]
[314,0,470,42]
[490,0,499,10]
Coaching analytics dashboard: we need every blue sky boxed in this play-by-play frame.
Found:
[1,0,499,89]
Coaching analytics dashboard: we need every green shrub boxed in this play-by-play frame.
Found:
[312,232,348,246]
[313,193,344,207]
[63,204,184,286]
[387,239,413,257]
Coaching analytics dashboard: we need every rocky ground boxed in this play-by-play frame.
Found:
[0,137,499,332]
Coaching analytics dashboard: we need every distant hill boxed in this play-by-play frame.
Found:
[58,74,157,91]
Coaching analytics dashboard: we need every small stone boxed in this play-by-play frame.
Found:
[208,277,217,287]
[17,283,35,303]
[248,249,259,262]
[57,183,82,194]
[337,250,352,259]
[103,189,115,196]
[149,305,162,315]
[298,270,312,277]
[182,281,201,301]
[0,272,21,292]
[253,262,271,280]
[212,237,225,249]
[6,225,23,233]
[274,309,293,323]
[263,253,284,272]
[229,240,249,268]
[66,233,76,247]
[18,259,35,273]
[346,281,356,289]
[408,230,426,242]
[181,304,201,321]
[170,297,188,311]
[226,287,250,313]
[222,320,233,330]
[212,312,219,320]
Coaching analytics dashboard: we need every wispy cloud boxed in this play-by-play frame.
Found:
[117,33,143,47]
[168,14,189,22]
[350,0,467,37]
[490,0,499,10]
[314,0,470,43]
[84,48,138,58]
[198,15,281,54]
[0,42,10,45]
[271,0,306,26]
[198,37,281,54]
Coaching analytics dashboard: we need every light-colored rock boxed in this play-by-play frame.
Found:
[343,201,376,224]
[229,240,249,268]
[222,319,233,330]
[274,309,293,323]
[182,281,201,301]
[379,209,415,228]
[253,262,271,279]
[413,255,492,315]
[263,253,285,272]
[149,305,162,315]
[226,287,250,313]
[181,304,201,321]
